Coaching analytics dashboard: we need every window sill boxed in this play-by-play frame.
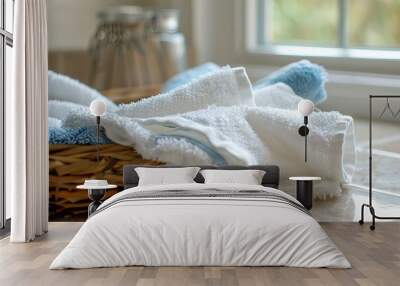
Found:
[250,45,400,61]
[238,45,400,75]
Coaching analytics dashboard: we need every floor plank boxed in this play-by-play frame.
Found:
[0,222,399,286]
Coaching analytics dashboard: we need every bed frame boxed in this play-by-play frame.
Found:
[123,165,280,189]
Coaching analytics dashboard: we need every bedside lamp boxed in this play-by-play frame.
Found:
[90,100,107,162]
[297,99,314,162]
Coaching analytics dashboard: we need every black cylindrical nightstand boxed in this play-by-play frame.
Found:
[289,177,321,210]
[77,183,117,216]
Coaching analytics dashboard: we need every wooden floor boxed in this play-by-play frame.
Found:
[0,222,399,286]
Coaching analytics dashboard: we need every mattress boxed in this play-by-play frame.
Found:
[50,183,351,269]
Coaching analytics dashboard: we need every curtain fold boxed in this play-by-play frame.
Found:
[9,0,48,242]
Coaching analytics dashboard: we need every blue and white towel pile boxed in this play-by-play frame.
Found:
[48,62,355,198]
[48,60,328,144]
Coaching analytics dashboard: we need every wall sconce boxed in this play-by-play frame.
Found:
[90,100,107,162]
[297,99,314,162]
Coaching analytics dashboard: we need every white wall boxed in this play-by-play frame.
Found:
[192,0,239,65]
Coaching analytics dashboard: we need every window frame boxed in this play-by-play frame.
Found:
[237,0,400,75]
[252,0,400,61]
[0,0,13,231]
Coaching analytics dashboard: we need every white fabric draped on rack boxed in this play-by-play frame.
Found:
[7,0,48,242]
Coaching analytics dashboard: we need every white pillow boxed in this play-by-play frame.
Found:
[200,169,266,185]
[135,167,200,186]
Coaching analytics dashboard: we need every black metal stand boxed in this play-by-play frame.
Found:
[359,95,400,230]
[88,188,106,216]
[296,180,313,210]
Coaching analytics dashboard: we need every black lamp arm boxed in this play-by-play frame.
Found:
[96,116,100,162]
[298,116,310,137]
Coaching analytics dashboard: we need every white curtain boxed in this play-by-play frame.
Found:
[8,0,48,242]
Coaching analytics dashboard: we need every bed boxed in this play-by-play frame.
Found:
[50,165,350,269]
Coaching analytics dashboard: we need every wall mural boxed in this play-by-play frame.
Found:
[48,1,359,222]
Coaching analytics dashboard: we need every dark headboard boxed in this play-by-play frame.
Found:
[123,165,280,189]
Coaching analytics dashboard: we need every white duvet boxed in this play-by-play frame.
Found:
[50,183,351,269]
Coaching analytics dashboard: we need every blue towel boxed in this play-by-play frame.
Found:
[161,62,220,93]
[49,126,112,144]
[255,60,328,104]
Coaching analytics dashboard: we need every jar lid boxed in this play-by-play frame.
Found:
[97,6,152,24]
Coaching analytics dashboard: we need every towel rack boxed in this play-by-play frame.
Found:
[359,95,400,230]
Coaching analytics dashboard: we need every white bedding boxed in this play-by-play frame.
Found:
[50,183,351,269]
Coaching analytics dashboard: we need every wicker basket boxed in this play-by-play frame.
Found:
[102,84,161,104]
[49,144,162,220]
[49,85,164,220]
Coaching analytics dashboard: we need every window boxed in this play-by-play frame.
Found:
[0,0,14,231]
[255,0,400,59]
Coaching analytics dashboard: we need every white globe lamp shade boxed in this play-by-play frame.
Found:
[297,99,314,116]
[90,100,107,116]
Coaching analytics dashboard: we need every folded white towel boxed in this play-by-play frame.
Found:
[254,83,300,109]
[48,100,89,121]
[48,70,117,112]
[118,67,254,118]
[48,117,62,128]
